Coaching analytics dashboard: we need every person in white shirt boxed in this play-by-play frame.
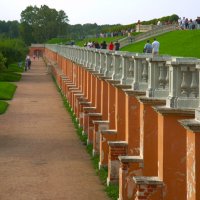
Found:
[152,38,160,56]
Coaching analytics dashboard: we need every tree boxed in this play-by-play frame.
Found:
[0,39,28,65]
[169,14,179,23]
[20,5,69,44]
[0,20,20,38]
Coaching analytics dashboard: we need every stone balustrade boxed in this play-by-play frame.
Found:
[166,57,199,108]
[45,44,200,109]
[119,24,177,48]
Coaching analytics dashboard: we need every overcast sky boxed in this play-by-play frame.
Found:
[1,0,199,25]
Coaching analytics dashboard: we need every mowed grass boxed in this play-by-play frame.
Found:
[121,30,200,58]
[0,101,9,114]
[0,82,17,100]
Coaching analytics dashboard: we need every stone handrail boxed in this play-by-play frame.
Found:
[119,24,177,48]
[31,44,45,48]
[45,44,200,109]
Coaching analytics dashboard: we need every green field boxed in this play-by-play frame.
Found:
[121,30,200,58]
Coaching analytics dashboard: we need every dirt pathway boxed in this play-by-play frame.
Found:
[0,59,109,200]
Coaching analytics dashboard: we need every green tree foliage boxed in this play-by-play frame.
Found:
[0,39,28,65]
[20,5,69,44]
[0,20,20,38]
[141,14,179,25]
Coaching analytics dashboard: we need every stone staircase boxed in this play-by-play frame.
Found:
[119,24,177,48]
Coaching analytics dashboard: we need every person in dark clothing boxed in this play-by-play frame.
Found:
[94,42,100,49]
[114,41,120,50]
[101,41,107,49]
[143,40,152,53]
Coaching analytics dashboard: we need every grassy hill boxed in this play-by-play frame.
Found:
[121,30,200,59]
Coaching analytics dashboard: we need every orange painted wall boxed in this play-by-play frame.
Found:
[108,83,116,129]
[125,94,140,155]
[140,101,165,176]
[115,87,126,140]
[158,113,194,200]
[101,80,109,120]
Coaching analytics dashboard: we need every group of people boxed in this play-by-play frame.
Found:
[96,28,135,39]
[178,17,200,30]
[143,38,160,56]
[84,40,120,51]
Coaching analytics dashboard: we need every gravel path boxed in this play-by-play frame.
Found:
[0,59,109,200]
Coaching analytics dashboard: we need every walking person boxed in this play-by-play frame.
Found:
[143,40,152,53]
[152,38,160,56]
[25,55,31,71]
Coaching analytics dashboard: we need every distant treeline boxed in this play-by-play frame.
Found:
[0,7,179,44]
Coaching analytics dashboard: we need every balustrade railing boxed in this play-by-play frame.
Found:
[146,56,171,98]
[44,44,200,110]
[119,24,177,48]
[166,57,199,109]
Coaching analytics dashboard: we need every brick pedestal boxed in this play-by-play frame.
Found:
[107,141,128,185]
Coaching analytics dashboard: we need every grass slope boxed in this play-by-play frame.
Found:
[0,82,17,100]
[121,30,200,58]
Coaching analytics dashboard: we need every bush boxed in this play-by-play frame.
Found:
[0,38,28,65]
[0,52,7,71]
[0,101,9,114]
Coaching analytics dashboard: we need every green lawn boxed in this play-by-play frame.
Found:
[0,82,17,100]
[0,101,9,114]
[121,30,200,58]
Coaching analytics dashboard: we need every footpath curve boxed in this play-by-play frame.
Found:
[0,58,109,200]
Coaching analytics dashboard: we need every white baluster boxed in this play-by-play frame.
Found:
[190,70,198,97]
[158,64,166,88]
[181,69,189,96]
[142,61,148,82]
